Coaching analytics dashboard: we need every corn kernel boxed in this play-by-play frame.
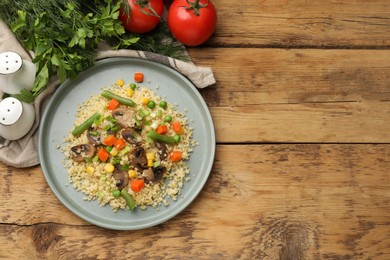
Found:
[128,170,137,179]
[110,147,119,156]
[146,152,155,160]
[141,97,150,105]
[148,159,154,167]
[126,88,134,97]
[86,166,94,175]
[117,79,124,87]
[104,163,115,173]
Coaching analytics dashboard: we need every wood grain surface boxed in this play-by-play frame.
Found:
[1,0,390,259]
[210,0,390,47]
[1,145,389,259]
[189,48,390,143]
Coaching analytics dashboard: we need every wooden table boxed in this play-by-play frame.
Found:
[1,1,389,259]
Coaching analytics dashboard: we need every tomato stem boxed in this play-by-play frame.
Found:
[185,0,208,16]
[135,0,161,18]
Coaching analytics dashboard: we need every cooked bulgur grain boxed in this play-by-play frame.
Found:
[62,80,195,212]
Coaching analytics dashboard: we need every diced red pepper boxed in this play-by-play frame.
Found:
[103,135,117,146]
[134,72,144,83]
[156,125,168,135]
[130,179,145,192]
[97,147,109,162]
[169,151,182,162]
[107,98,119,110]
[114,138,126,150]
[172,121,181,133]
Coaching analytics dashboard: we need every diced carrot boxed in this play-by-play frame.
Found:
[156,125,168,135]
[107,98,119,110]
[134,72,144,83]
[114,138,126,150]
[97,147,109,162]
[172,121,181,133]
[169,151,182,162]
[103,135,117,146]
[130,179,145,192]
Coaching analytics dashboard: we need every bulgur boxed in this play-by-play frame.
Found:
[62,80,195,211]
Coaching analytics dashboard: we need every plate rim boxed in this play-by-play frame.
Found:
[38,57,216,230]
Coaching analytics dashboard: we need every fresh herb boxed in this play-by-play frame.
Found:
[11,89,35,103]
[130,23,189,60]
[0,0,135,100]
[0,0,186,102]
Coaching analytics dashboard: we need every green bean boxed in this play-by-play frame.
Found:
[110,125,120,133]
[101,90,136,107]
[105,115,117,123]
[89,130,99,136]
[133,114,142,130]
[120,189,136,210]
[147,130,179,144]
[72,112,101,136]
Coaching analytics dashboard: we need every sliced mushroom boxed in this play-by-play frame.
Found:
[112,108,135,128]
[113,165,129,190]
[142,166,166,183]
[155,142,168,160]
[142,168,155,183]
[87,127,101,146]
[152,166,166,183]
[70,144,96,162]
[121,128,142,145]
[129,147,148,171]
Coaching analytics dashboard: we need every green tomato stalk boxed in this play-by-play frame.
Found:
[185,0,209,16]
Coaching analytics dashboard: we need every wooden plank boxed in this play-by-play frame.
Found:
[210,0,390,47]
[189,48,390,106]
[188,48,390,143]
[0,144,389,259]
[209,103,390,143]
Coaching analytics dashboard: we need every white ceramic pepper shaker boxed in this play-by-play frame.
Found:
[0,97,35,140]
[0,51,36,94]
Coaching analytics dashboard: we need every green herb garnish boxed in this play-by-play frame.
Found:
[0,0,186,103]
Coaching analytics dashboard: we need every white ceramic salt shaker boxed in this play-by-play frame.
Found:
[0,51,36,94]
[0,97,35,140]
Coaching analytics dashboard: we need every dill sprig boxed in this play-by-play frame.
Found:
[130,23,190,61]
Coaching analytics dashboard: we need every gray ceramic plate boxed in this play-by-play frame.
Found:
[39,57,215,230]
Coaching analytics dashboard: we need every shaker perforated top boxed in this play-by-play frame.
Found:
[0,97,23,126]
[0,51,23,74]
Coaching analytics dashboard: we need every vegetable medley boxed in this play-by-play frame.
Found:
[62,73,195,211]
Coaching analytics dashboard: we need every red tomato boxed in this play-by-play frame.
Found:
[168,0,217,46]
[119,0,164,34]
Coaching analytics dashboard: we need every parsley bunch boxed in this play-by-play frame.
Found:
[0,0,184,102]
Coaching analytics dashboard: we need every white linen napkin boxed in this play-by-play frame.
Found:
[0,20,216,168]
